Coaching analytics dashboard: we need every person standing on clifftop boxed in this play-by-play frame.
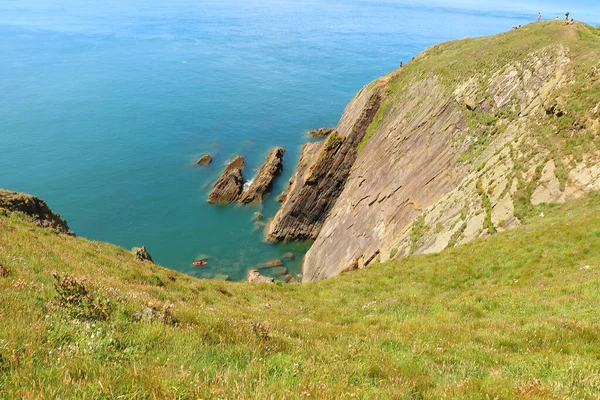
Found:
[565,12,570,20]
[538,12,542,22]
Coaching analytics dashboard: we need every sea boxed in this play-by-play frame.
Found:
[1,0,599,281]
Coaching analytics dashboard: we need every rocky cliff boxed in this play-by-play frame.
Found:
[268,22,600,281]
[0,189,73,235]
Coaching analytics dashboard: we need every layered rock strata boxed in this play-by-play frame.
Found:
[207,156,245,204]
[269,24,600,282]
[240,147,285,203]
[266,83,385,241]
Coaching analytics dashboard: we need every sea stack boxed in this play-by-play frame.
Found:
[207,156,245,204]
[239,147,285,204]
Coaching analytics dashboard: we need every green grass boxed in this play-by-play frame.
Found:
[1,192,600,398]
[360,21,600,164]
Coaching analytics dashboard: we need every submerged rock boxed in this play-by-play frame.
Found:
[239,147,285,204]
[208,156,245,204]
[196,154,213,165]
[247,269,275,283]
[253,212,264,220]
[283,252,295,260]
[0,189,73,235]
[213,274,230,281]
[257,259,283,268]
[132,246,154,263]
[271,266,287,276]
[308,128,336,138]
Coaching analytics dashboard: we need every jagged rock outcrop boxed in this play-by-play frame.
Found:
[240,147,285,203]
[208,156,245,203]
[266,83,385,241]
[196,154,212,165]
[269,23,600,282]
[132,246,154,263]
[247,269,275,283]
[308,128,336,138]
[0,189,73,235]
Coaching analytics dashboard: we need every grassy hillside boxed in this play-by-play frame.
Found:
[1,190,600,398]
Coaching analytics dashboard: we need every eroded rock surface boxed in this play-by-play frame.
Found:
[0,189,73,235]
[132,246,154,263]
[240,147,285,204]
[267,83,385,242]
[247,269,275,283]
[308,128,336,138]
[207,156,245,204]
[196,154,212,165]
[267,33,599,282]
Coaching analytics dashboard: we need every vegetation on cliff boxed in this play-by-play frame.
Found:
[298,21,600,281]
[1,191,600,398]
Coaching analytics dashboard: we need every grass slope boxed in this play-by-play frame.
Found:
[1,192,600,399]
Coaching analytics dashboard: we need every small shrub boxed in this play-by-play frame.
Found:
[252,322,271,344]
[52,272,114,321]
[0,263,9,278]
[134,302,176,325]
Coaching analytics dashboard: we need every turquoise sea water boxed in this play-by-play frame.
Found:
[1,1,598,281]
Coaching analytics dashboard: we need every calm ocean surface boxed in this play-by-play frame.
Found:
[1,1,598,280]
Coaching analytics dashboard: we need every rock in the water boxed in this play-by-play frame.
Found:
[247,269,275,283]
[0,189,73,235]
[257,259,283,268]
[208,156,245,204]
[196,154,213,165]
[277,192,288,202]
[132,246,154,263]
[308,128,336,138]
[271,266,287,276]
[239,147,285,204]
[283,252,295,260]
[253,212,264,220]
[213,274,230,281]
[283,274,298,283]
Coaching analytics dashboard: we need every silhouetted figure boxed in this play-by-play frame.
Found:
[565,12,570,20]
[538,13,542,22]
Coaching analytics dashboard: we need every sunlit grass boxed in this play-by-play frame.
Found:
[1,191,600,398]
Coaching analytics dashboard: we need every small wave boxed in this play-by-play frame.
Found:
[243,179,254,192]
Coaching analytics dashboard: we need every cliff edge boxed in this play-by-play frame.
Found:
[268,22,600,281]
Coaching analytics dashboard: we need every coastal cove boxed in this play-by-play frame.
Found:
[2,1,598,281]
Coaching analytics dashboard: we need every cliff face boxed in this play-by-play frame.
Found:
[269,22,600,281]
[266,82,385,241]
